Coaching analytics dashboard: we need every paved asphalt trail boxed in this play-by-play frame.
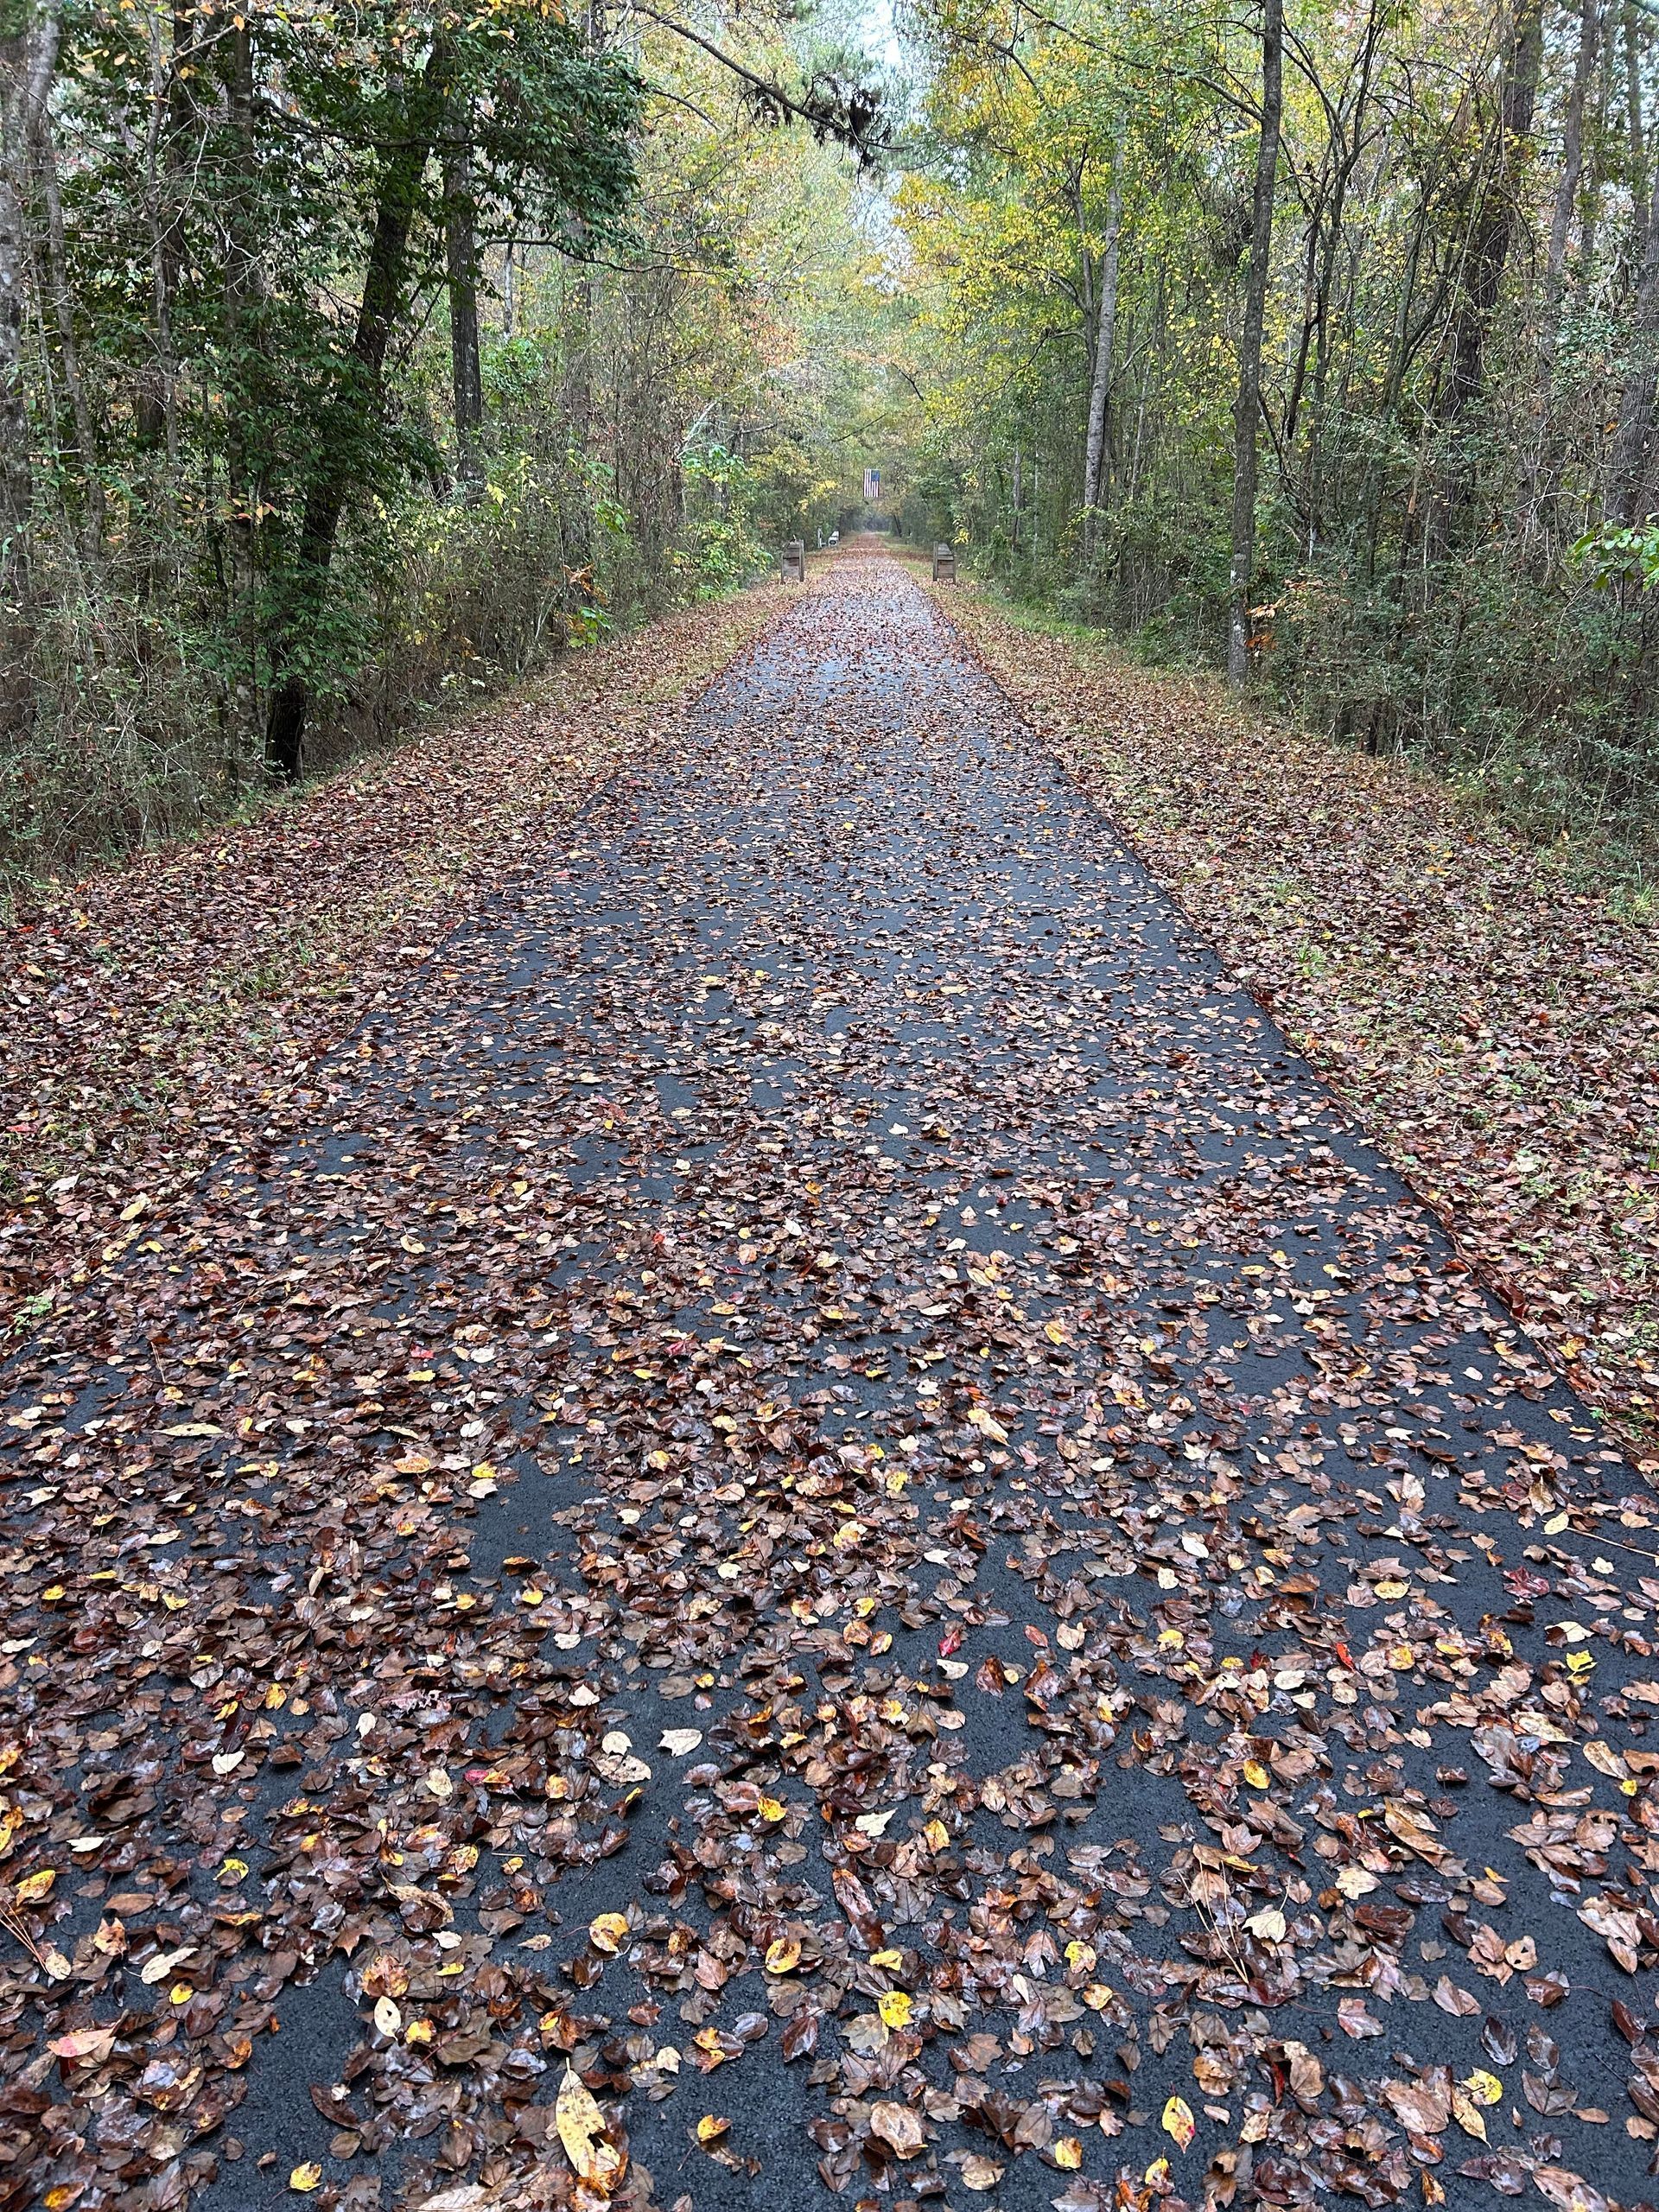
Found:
[6,553,1659,2212]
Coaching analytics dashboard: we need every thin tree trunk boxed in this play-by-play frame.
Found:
[1444,0,1544,423]
[0,70,35,595]
[220,13,262,779]
[563,256,596,569]
[1625,1,1649,241]
[33,106,99,547]
[1579,12,1615,270]
[0,1,59,605]
[1228,0,1283,687]
[1542,0,1599,374]
[1609,191,1659,518]
[137,4,190,477]
[264,42,451,780]
[1081,140,1123,568]
[1426,0,1543,551]
[444,125,483,499]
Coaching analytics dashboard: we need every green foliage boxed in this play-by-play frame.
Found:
[2,0,895,878]
[891,0,1659,852]
[1573,523,1659,592]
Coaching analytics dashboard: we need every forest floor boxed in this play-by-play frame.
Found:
[4,550,1659,2212]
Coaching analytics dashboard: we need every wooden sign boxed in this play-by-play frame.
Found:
[931,543,957,582]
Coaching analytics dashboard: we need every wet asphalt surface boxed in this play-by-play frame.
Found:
[4,554,1659,2212]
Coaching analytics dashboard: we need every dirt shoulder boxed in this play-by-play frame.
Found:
[1,585,788,1328]
[930,575,1659,1472]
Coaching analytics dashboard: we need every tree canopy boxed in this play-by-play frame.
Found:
[4,0,1659,870]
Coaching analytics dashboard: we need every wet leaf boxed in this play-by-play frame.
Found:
[1161,2095,1196,2150]
[869,2100,925,2158]
[556,2064,626,2196]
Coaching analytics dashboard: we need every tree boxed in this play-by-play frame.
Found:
[0,0,58,610]
[262,5,640,779]
[1227,0,1281,687]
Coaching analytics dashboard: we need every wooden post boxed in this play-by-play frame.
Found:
[931,543,957,582]
[782,540,805,582]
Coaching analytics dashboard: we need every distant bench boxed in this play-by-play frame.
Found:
[931,543,957,582]
[782,541,805,582]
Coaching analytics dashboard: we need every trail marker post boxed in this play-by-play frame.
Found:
[782,541,805,582]
[931,543,957,582]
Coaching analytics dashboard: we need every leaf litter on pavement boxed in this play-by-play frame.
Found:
[0,584,784,1320]
[4,550,1659,2212]
[931,580,1659,1476]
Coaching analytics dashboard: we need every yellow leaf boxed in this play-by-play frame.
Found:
[556,2063,627,2194]
[765,1936,802,1974]
[1161,2094,1196,2150]
[13,1866,55,1904]
[1242,1760,1270,1789]
[870,1948,905,1968]
[1451,2090,1488,2141]
[1463,2069,1503,2107]
[289,2165,322,2194]
[696,2114,730,2145]
[758,1794,786,1821]
[1054,2136,1083,2170]
[877,1988,912,2029]
[588,1911,629,1955]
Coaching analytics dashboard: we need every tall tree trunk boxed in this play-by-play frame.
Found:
[220,13,262,779]
[563,256,596,570]
[32,104,99,549]
[264,43,450,780]
[1081,140,1123,569]
[1625,1,1649,240]
[1444,0,1544,423]
[137,4,192,477]
[1542,0,1599,377]
[443,125,483,499]
[1609,192,1659,518]
[1427,0,1543,550]
[1227,0,1283,687]
[0,1,59,607]
[1578,8,1616,270]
